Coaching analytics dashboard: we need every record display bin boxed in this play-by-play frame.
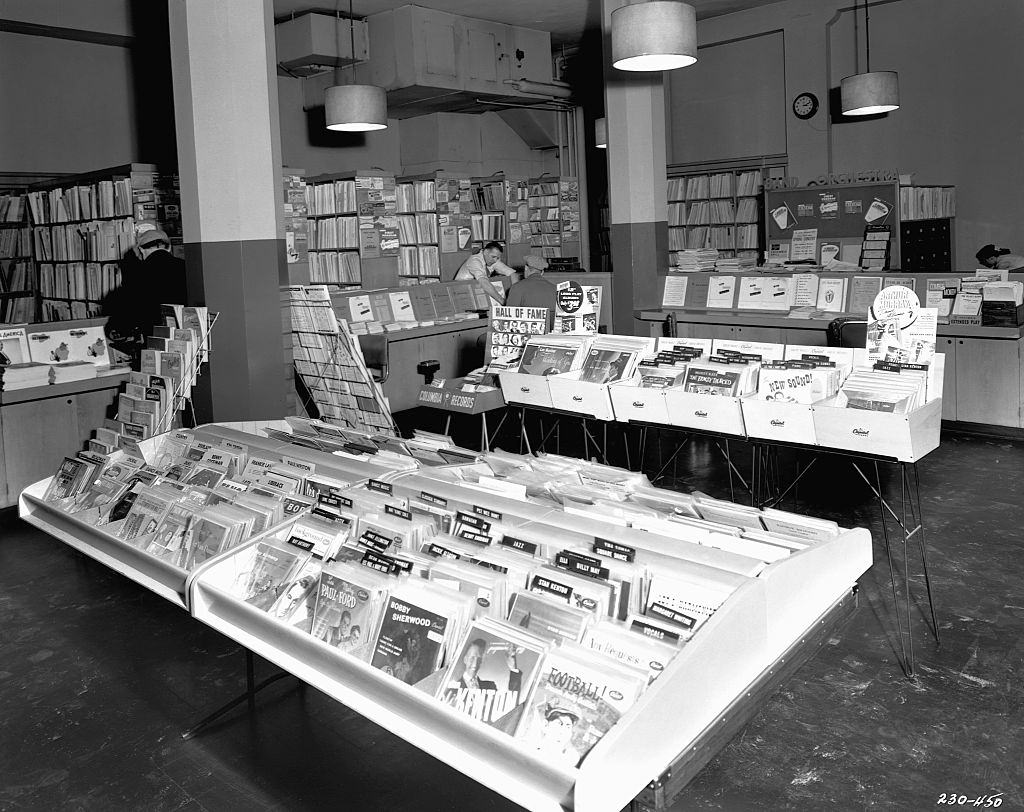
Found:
[17,421,398,608]
[21,422,873,811]
[500,353,945,464]
[184,452,871,812]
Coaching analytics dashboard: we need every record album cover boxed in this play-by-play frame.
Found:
[371,595,448,685]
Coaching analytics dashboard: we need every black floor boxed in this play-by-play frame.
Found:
[1,427,1022,811]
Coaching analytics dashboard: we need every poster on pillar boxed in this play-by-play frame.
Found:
[485,305,549,372]
[552,281,601,334]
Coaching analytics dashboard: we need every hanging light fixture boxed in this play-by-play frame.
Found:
[611,1,697,72]
[325,0,387,132]
[595,117,607,149]
[840,0,899,116]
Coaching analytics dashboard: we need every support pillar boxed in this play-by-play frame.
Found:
[602,0,670,335]
[168,0,287,422]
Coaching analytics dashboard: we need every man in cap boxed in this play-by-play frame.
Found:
[102,227,188,354]
[505,255,557,328]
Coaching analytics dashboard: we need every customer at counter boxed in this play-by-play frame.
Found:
[505,256,556,328]
[455,241,516,281]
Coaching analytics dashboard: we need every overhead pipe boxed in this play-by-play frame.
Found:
[503,79,573,99]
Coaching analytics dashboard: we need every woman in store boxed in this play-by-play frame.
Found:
[976,244,1024,271]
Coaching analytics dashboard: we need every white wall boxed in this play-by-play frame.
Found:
[0,0,138,173]
[685,0,1024,268]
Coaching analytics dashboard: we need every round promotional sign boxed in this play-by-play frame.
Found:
[869,285,920,329]
[556,281,585,314]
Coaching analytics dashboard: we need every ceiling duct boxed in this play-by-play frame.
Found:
[494,108,561,149]
[275,11,369,77]
[361,5,561,119]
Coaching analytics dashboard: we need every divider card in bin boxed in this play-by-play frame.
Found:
[608,381,670,424]
[547,370,616,421]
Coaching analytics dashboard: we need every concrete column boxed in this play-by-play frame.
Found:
[602,0,670,334]
[168,0,287,422]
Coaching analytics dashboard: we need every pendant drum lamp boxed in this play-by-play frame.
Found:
[840,0,899,116]
[611,1,697,72]
[325,0,387,131]
[595,117,607,149]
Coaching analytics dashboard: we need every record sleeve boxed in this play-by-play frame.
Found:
[436,621,547,729]
[579,349,634,385]
[517,343,579,376]
[507,591,590,644]
[515,644,648,767]
[310,568,386,661]
[370,595,449,685]
[268,560,323,632]
[228,539,310,612]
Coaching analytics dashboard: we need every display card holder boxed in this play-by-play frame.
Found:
[662,390,747,436]
[546,371,616,421]
[416,382,505,414]
[740,399,818,445]
[497,371,554,409]
[607,380,671,424]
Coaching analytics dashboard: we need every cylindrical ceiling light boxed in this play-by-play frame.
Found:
[841,70,899,116]
[325,0,388,132]
[595,117,607,149]
[326,84,388,131]
[611,1,697,72]
[840,0,899,116]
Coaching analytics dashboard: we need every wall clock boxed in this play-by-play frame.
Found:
[792,92,819,120]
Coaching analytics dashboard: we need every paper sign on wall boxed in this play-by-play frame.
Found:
[768,241,790,263]
[790,229,819,262]
[662,276,688,308]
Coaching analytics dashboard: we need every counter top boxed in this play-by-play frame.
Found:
[0,372,130,406]
[636,309,1024,340]
[358,317,487,342]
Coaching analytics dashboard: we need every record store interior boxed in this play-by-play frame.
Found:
[0,1,1022,810]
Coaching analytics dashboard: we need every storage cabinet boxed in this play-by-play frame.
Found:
[955,338,1021,427]
[379,323,487,412]
[0,375,126,508]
